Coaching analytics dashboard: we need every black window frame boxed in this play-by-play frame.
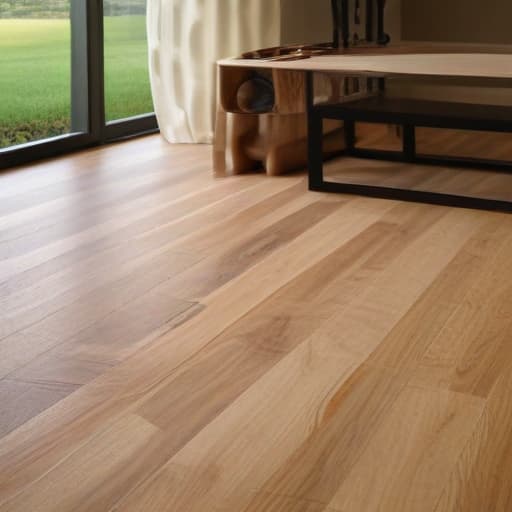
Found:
[0,0,158,171]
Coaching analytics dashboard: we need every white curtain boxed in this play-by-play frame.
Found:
[147,0,281,144]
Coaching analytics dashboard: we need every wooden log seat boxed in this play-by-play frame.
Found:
[214,66,361,176]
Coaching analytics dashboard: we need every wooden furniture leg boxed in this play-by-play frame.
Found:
[213,111,260,176]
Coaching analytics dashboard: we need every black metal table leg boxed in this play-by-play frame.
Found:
[306,72,324,191]
[344,120,356,153]
[403,124,416,161]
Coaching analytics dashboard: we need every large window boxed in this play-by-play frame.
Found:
[0,0,157,169]
[0,2,73,149]
[104,0,153,122]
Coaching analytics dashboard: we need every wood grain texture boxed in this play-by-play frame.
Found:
[0,379,78,439]
[2,134,512,511]
[434,368,512,512]
[328,386,484,512]
[219,44,512,79]
[215,65,346,176]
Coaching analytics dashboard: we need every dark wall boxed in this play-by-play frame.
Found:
[281,0,401,46]
[402,0,512,44]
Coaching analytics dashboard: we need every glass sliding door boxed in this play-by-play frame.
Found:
[0,1,77,149]
[103,0,153,121]
[103,0,157,138]
[0,0,157,170]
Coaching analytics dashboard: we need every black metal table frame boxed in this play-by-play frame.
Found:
[306,71,512,212]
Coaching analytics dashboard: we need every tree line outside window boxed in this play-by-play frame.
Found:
[0,1,146,19]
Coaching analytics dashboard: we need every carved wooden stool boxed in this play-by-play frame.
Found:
[214,66,348,176]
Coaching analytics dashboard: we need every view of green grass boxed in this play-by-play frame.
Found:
[0,15,153,149]
[104,15,153,122]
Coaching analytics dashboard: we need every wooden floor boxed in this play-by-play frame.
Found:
[1,135,512,511]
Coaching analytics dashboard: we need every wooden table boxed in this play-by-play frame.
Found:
[217,44,512,211]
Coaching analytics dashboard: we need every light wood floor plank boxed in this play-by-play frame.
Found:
[366,214,511,374]
[237,207,484,511]
[112,328,363,512]
[0,414,163,512]
[241,364,410,512]
[0,177,296,298]
[328,386,484,512]
[407,223,512,398]
[37,201,437,512]
[113,206,480,512]
[0,379,79,439]
[165,200,342,301]
[0,251,199,375]
[0,175,265,282]
[0,171,256,258]
[245,492,340,512]
[2,135,512,512]
[0,194,394,505]
[21,201,443,511]
[434,367,512,512]
[0,136,181,201]
[0,154,207,239]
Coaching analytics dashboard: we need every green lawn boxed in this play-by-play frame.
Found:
[104,15,154,121]
[0,16,154,148]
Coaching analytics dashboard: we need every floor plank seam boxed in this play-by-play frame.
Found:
[430,396,489,512]
[0,177,300,301]
[251,489,345,510]
[0,176,273,287]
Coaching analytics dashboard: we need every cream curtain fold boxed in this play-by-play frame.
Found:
[147,0,281,144]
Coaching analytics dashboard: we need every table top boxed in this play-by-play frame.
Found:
[219,44,512,80]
